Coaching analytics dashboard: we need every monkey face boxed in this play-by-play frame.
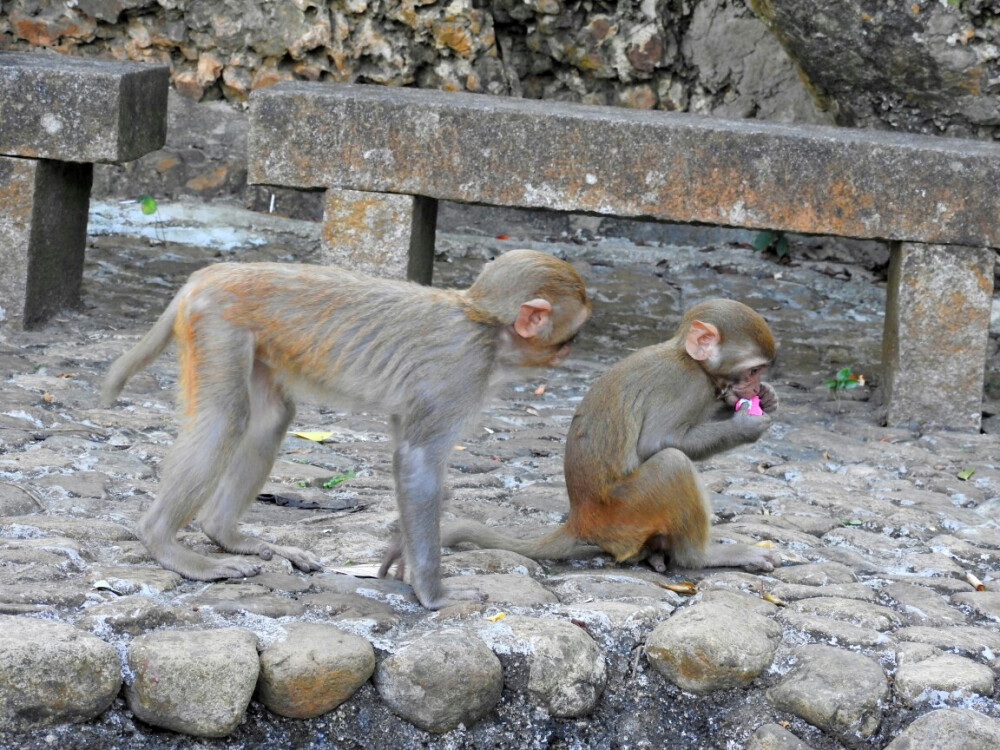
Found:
[722,361,769,404]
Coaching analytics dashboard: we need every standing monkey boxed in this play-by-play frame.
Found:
[383,298,781,575]
[102,249,590,609]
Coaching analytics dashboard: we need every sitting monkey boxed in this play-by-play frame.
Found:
[381,298,782,575]
[103,249,591,609]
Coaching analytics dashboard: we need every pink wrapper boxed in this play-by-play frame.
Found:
[735,395,763,416]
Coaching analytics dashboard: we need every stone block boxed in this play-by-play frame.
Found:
[249,82,1000,248]
[0,156,92,328]
[882,243,994,432]
[321,189,436,283]
[0,52,168,163]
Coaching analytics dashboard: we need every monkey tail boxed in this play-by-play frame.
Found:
[100,293,182,407]
[440,519,602,561]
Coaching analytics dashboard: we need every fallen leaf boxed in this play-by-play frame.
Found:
[486,612,507,622]
[533,384,546,396]
[42,393,53,403]
[454,445,467,451]
[656,581,697,595]
[292,431,334,442]
[761,592,787,607]
[755,540,775,548]
[957,467,975,481]
[525,407,539,416]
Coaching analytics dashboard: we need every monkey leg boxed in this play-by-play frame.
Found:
[575,449,780,573]
[137,395,263,578]
[137,317,268,580]
[197,361,322,573]
[390,417,483,609]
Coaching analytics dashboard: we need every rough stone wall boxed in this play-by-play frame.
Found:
[749,0,1000,139]
[0,0,830,204]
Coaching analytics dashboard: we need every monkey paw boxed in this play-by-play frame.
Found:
[743,546,783,572]
[267,543,323,573]
[414,584,487,610]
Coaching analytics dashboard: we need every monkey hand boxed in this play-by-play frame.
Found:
[757,382,778,414]
[733,403,772,441]
[734,395,764,416]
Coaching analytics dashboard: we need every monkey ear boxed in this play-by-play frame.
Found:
[514,298,553,339]
[684,320,720,361]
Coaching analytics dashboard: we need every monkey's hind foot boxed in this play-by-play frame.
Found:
[148,542,263,581]
[417,584,487,611]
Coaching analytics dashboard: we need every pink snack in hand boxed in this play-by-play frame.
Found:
[735,395,763,416]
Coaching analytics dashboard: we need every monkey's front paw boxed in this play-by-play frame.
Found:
[757,383,779,414]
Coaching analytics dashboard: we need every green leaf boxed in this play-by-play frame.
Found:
[957,467,975,481]
[138,195,158,215]
[752,231,776,251]
[321,469,356,489]
[836,367,853,380]
[774,235,789,258]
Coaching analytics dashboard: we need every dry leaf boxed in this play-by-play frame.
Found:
[292,431,334,442]
[525,407,539,416]
[42,393,53,403]
[755,540,776,548]
[656,580,697,595]
[533,384,546,396]
[486,612,507,622]
[761,592,787,607]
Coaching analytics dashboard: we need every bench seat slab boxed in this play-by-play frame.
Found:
[249,82,1000,249]
[0,52,168,163]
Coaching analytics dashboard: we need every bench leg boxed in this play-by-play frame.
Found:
[0,156,93,329]
[881,242,994,432]
[321,189,437,284]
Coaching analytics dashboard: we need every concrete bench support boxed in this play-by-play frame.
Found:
[883,244,995,432]
[0,52,168,328]
[248,82,1000,431]
[0,157,92,326]
[321,189,436,284]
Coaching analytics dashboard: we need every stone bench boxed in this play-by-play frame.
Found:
[0,52,168,328]
[247,82,1000,432]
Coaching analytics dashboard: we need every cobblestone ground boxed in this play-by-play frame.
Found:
[0,202,998,749]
